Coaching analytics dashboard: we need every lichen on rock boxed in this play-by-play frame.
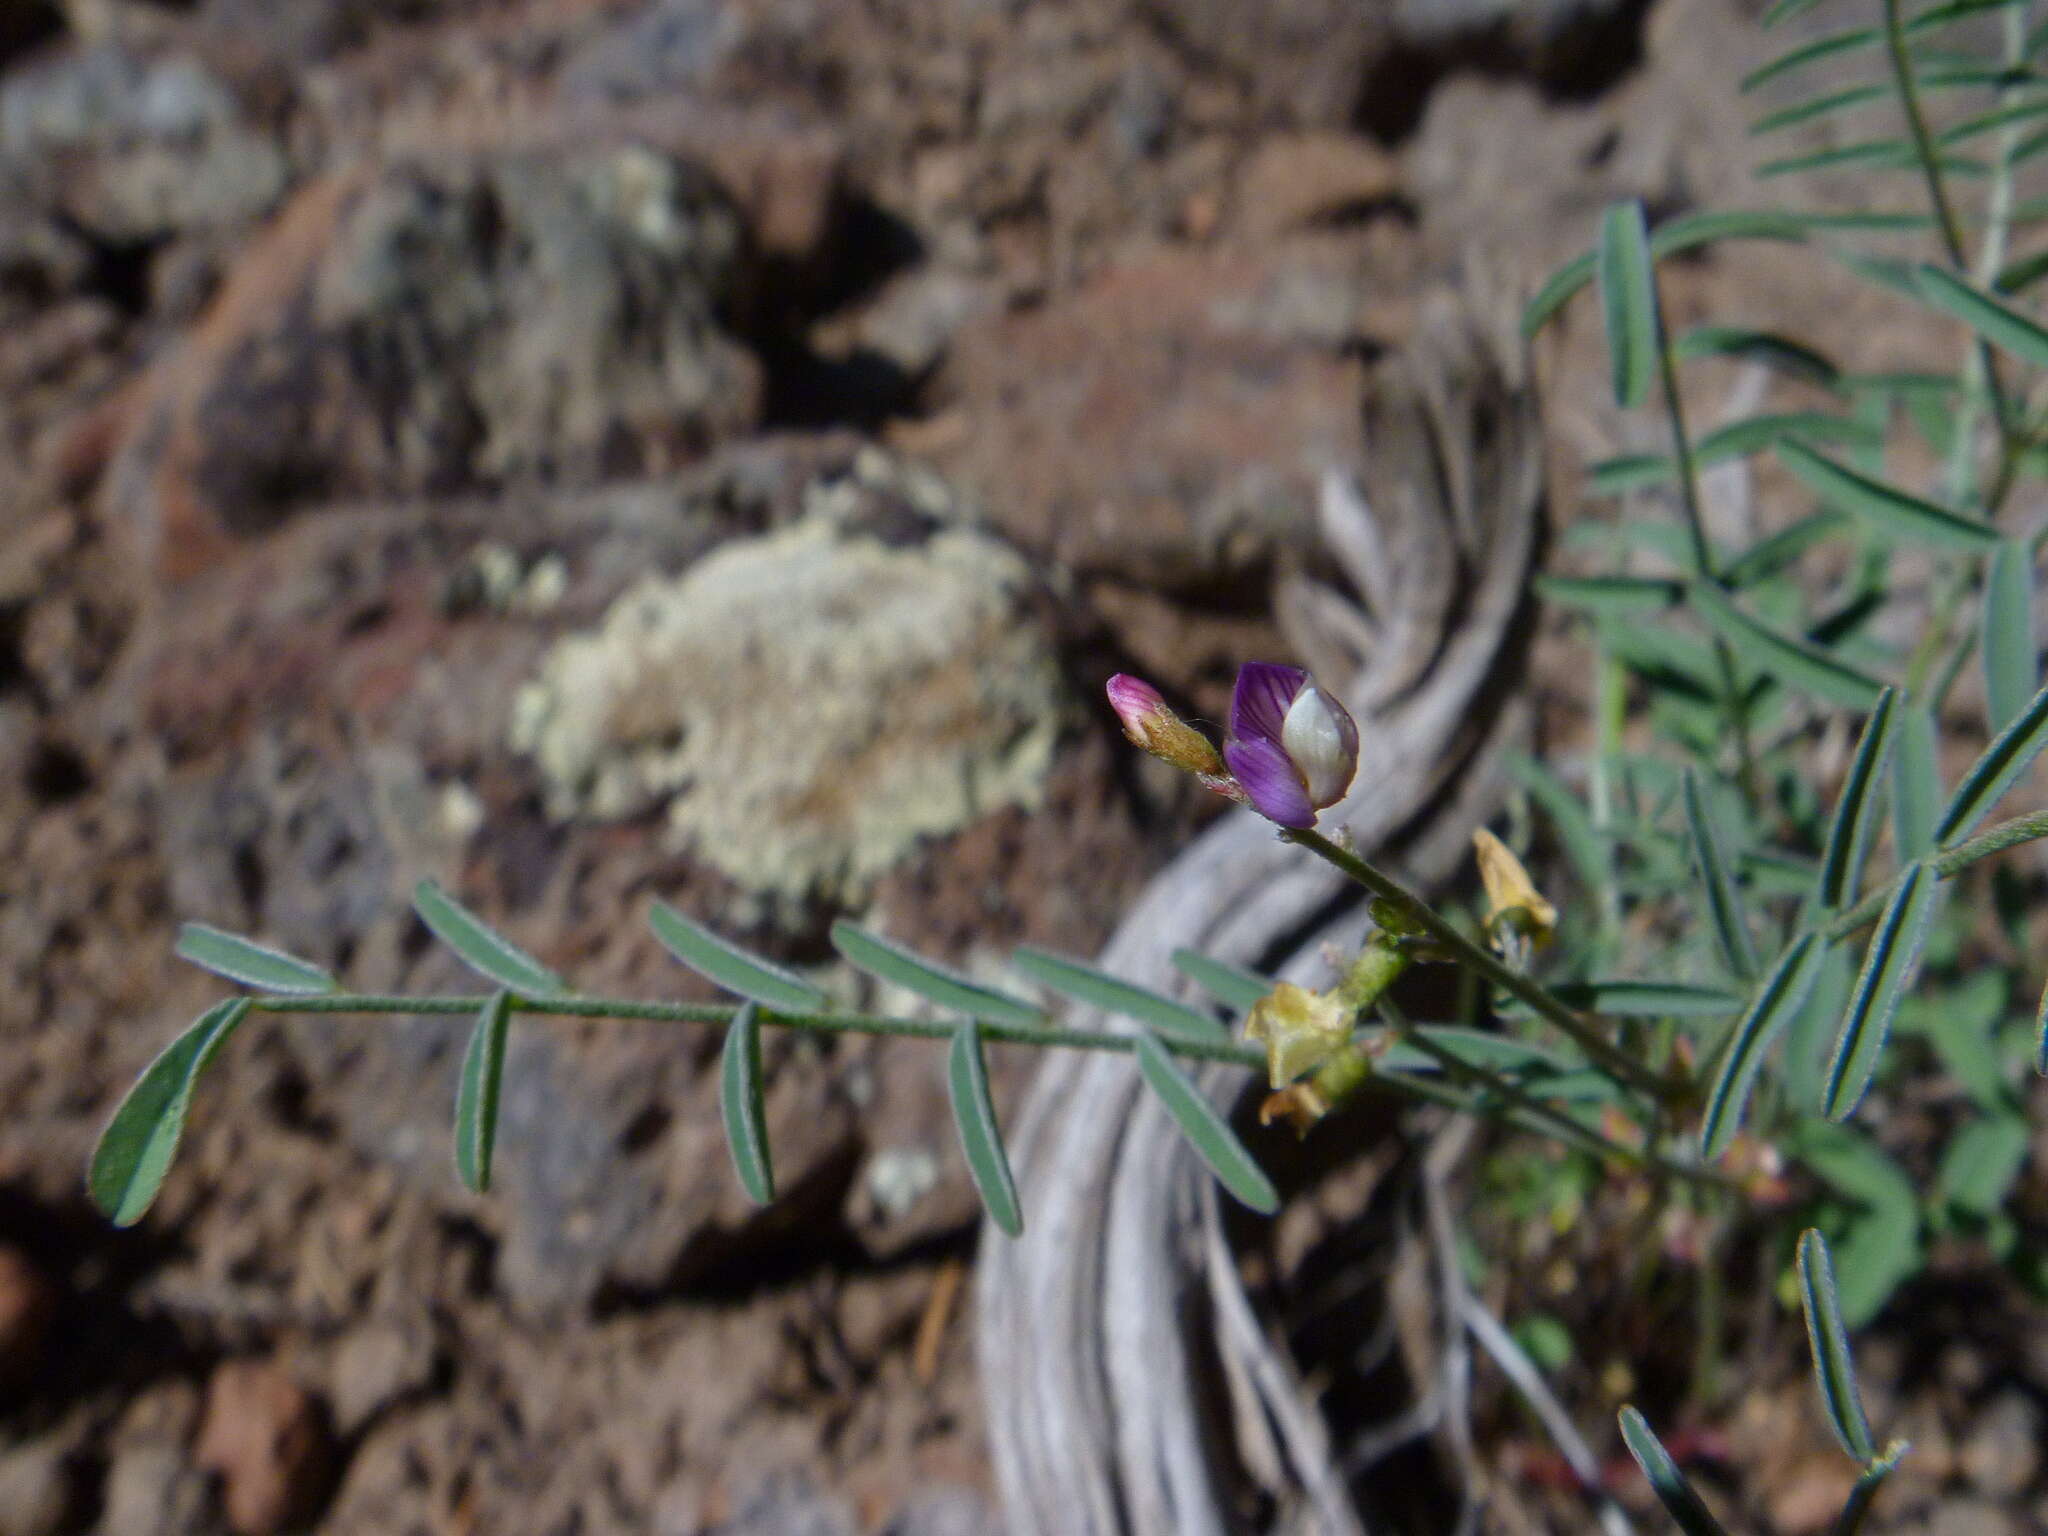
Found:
[510,457,1067,902]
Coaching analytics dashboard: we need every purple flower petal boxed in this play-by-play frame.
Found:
[1224,736,1316,828]
[1230,663,1308,747]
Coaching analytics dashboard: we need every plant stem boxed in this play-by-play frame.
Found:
[1826,806,2048,939]
[253,992,1269,1068]
[1886,0,2016,436]
[1284,828,1670,1102]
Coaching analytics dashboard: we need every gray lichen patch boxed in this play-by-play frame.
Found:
[510,493,1066,902]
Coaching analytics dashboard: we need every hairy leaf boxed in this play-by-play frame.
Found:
[1777,440,1998,551]
[1688,582,1888,710]
[650,901,827,1012]
[1135,1034,1278,1214]
[1524,210,1806,336]
[88,999,252,1226]
[1914,263,2048,368]
[1618,1407,1730,1536]
[1797,1229,1877,1460]
[1818,687,1899,910]
[948,1020,1022,1236]
[1536,573,1684,615]
[453,990,512,1194]
[1983,539,2037,732]
[174,923,336,995]
[1548,980,1744,1017]
[830,921,1041,1026]
[1891,703,1943,859]
[1012,946,1225,1044]
[1672,325,1844,390]
[413,879,565,996]
[1684,769,1758,981]
[1825,863,1943,1120]
[1597,200,1658,407]
[1703,935,1827,1159]
[719,1002,774,1204]
[1935,677,2048,844]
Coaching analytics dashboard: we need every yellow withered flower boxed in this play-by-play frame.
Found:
[1243,981,1354,1088]
[1472,826,1557,953]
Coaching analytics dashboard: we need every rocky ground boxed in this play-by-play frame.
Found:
[2,0,2047,1530]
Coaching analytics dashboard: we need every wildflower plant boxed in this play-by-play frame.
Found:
[80,0,2048,1528]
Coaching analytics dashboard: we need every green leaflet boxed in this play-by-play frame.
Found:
[1671,326,1843,391]
[1891,703,1943,859]
[1743,27,1880,92]
[1994,246,2048,295]
[1687,582,1887,711]
[453,990,512,1194]
[719,1002,774,1205]
[1982,540,2037,734]
[1935,678,2048,845]
[1722,510,1852,588]
[1702,935,1827,1159]
[1817,687,1899,911]
[649,901,827,1013]
[1134,1034,1278,1214]
[1758,139,1985,179]
[1597,200,1659,408]
[1937,1114,2029,1216]
[1170,949,1274,1013]
[1776,440,1998,552]
[1536,573,1683,615]
[1797,1229,1877,1461]
[1617,1408,1729,1536]
[1523,210,1806,336]
[1825,863,1943,1120]
[947,1020,1022,1236]
[88,998,253,1227]
[1585,453,1679,495]
[1011,946,1226,1044]
[1547,980,1744,1018]
[829,921,1041,1027]
[1695,412,1880,464]
[1913,263,2048,369]
[174,923,337,995]
[1684,769,1759,982]
[413,879,565,997]
[1751,83,1891,135]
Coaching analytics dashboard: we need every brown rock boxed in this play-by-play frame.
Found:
[1231,132,1402,239]
[929,246,1372,592]
[104,145,759,580]
[194,1360,333,1535]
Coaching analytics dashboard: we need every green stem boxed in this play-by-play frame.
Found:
[1885,0,2016,437]
[1657,321,1716,585]
[253,992,1268,1068]
[1284,828,1670,1102]
[1827,806,2048,939]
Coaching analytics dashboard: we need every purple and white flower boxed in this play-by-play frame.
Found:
[1222,662,1359,829]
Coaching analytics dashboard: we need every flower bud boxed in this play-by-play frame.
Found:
[1104,674,1227,779]
[1219,662,1359,828]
